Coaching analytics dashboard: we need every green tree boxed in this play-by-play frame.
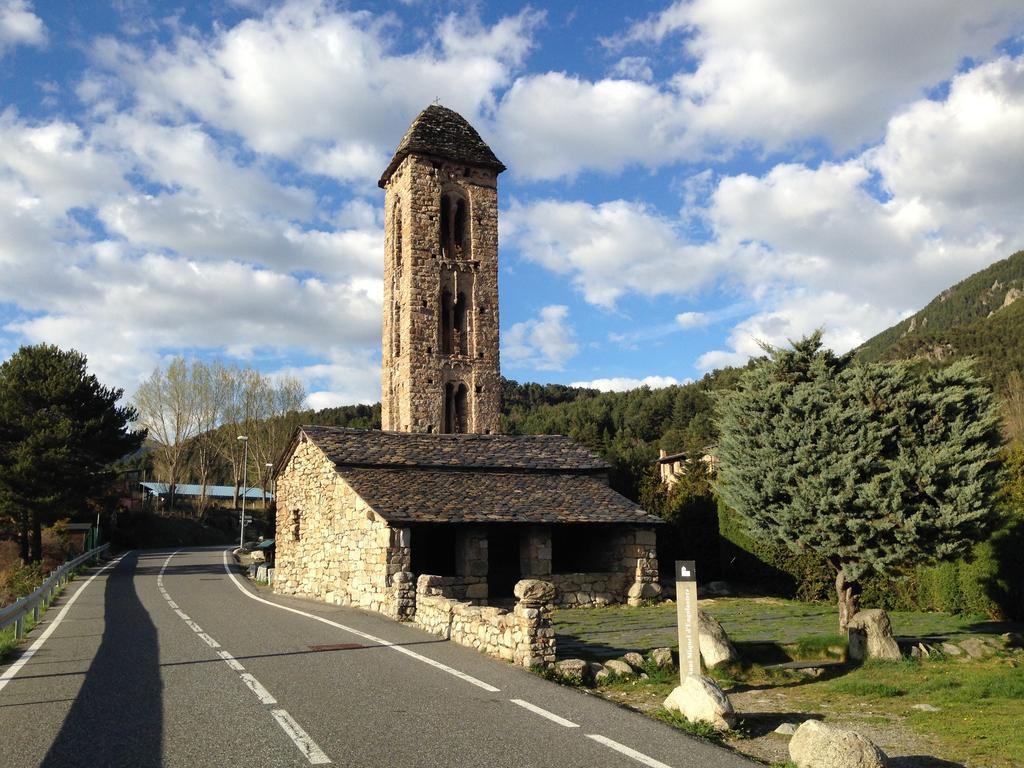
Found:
[0,345,146,562]
[715,333,1003,630]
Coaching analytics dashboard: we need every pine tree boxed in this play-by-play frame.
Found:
[0,345,146,562]
[716,333,1003,629]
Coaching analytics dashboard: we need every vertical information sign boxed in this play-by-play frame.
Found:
[675,560,700,679]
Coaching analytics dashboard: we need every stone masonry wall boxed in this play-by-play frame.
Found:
[381,153,501,434]
[273,435,413,620]
[414,575,556,668]
[550,572,630,607]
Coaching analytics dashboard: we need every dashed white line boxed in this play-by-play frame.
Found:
[240,673,278,705]
[218,650,245,672]
[220,549,501,693]
[0,554,126,695]
[271,709,332,765]
[159,551,331,765]
[510,698,579,728]
[586,734,674,768]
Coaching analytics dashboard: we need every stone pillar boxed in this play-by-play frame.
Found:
[386,527,415,620]
[519,525,551,578]
[624,526,662,606]
[512,579,556,668]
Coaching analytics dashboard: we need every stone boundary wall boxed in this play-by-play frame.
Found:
[550,572,629,607]
[413,575,556,667]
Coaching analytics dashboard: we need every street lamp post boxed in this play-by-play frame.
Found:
[265,463,273,510]
[238,435,249,548]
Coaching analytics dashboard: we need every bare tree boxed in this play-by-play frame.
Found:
[1001,371,1024,445]
[134,358,199,513]
[190,360,230,517]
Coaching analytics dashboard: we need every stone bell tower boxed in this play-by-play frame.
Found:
[378,105,504,434]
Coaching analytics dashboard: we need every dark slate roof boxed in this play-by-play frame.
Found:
[378,105,506,187]
[337,468,660,525]
[301,425,608,472]
[296,426,662,526]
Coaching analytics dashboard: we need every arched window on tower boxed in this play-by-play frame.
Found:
[444,382,469,434]
[454,291,468,355]
[439,192,468,260]
[454,198,467,256]
[441,288,453,355]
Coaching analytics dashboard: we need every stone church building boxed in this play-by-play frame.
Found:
[273,106,662,627]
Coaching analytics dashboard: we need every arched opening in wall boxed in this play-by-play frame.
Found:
[439,191,468,260]
[454,198,467,255]
[441,288,453,355]
[439,194,451,258]
[454,291,468,355]
[444,382,469,434]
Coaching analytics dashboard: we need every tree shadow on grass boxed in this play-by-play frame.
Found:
[42,553,162,768]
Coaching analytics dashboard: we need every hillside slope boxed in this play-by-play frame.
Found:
[857,249,1024,386]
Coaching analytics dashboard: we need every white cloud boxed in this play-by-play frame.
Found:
[0,0,45,55]
[504,198,720,307]
[570,375,683,392]
[623,0,1024,151]
[503,305,579,371]
[89,2,540,183]
[274,349,381,408]
[675,312,709,328]
[498,1,1024,180]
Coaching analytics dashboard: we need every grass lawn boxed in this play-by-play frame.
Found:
[553,597,1024,766]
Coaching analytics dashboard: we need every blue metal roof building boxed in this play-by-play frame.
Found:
[140,482,271,501]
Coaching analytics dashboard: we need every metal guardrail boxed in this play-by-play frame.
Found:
[0,543,110,641]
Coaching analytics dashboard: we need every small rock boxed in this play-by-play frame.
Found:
[623,652,646,671]
[588,662,610,684]
[639,672,650,680]
[650,647,675,670]
[912,704,940,712]
[789,720,887,768]
[940,642,963,656]
[554,658,588,684]
[604,659,635,677]
[663,675,736,730]
[1001,632,1024,649]
[774,722,798,736]
[959,638,995,659]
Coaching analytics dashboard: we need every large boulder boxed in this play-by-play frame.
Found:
[513,579,556,605]
[650,647,675,670]
[554,659,589,684]
[789,720,887,768]
[622,652,646,671]
[604,659,635,677]
[698,609,738,668]
[662,675,736,730]
[848,609,901,662]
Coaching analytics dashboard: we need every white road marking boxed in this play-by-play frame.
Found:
[271,709,332,765]
[160,551,331,765]
[510,698,579,728]
[240,673,277,704]
[0,554,126,695]
[220,550,501,693]
[166,600,178,609]
[198,632,221,649]
[218,650,245,672]
[586,734,674,768]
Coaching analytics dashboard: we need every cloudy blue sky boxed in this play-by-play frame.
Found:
[2,1,1023,407]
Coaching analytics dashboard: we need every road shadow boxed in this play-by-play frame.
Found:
[888,757,965,768]
[41,553,163,768]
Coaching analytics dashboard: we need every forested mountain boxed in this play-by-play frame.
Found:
[857,249,1024,387]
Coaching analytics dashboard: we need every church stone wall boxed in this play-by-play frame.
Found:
[273,435,413,619]
[381,153,501,434]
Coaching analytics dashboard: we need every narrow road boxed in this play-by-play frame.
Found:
[0,548,756,768]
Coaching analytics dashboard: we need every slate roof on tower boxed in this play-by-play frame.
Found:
[286,425,663,526]
[378,104,506,187]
